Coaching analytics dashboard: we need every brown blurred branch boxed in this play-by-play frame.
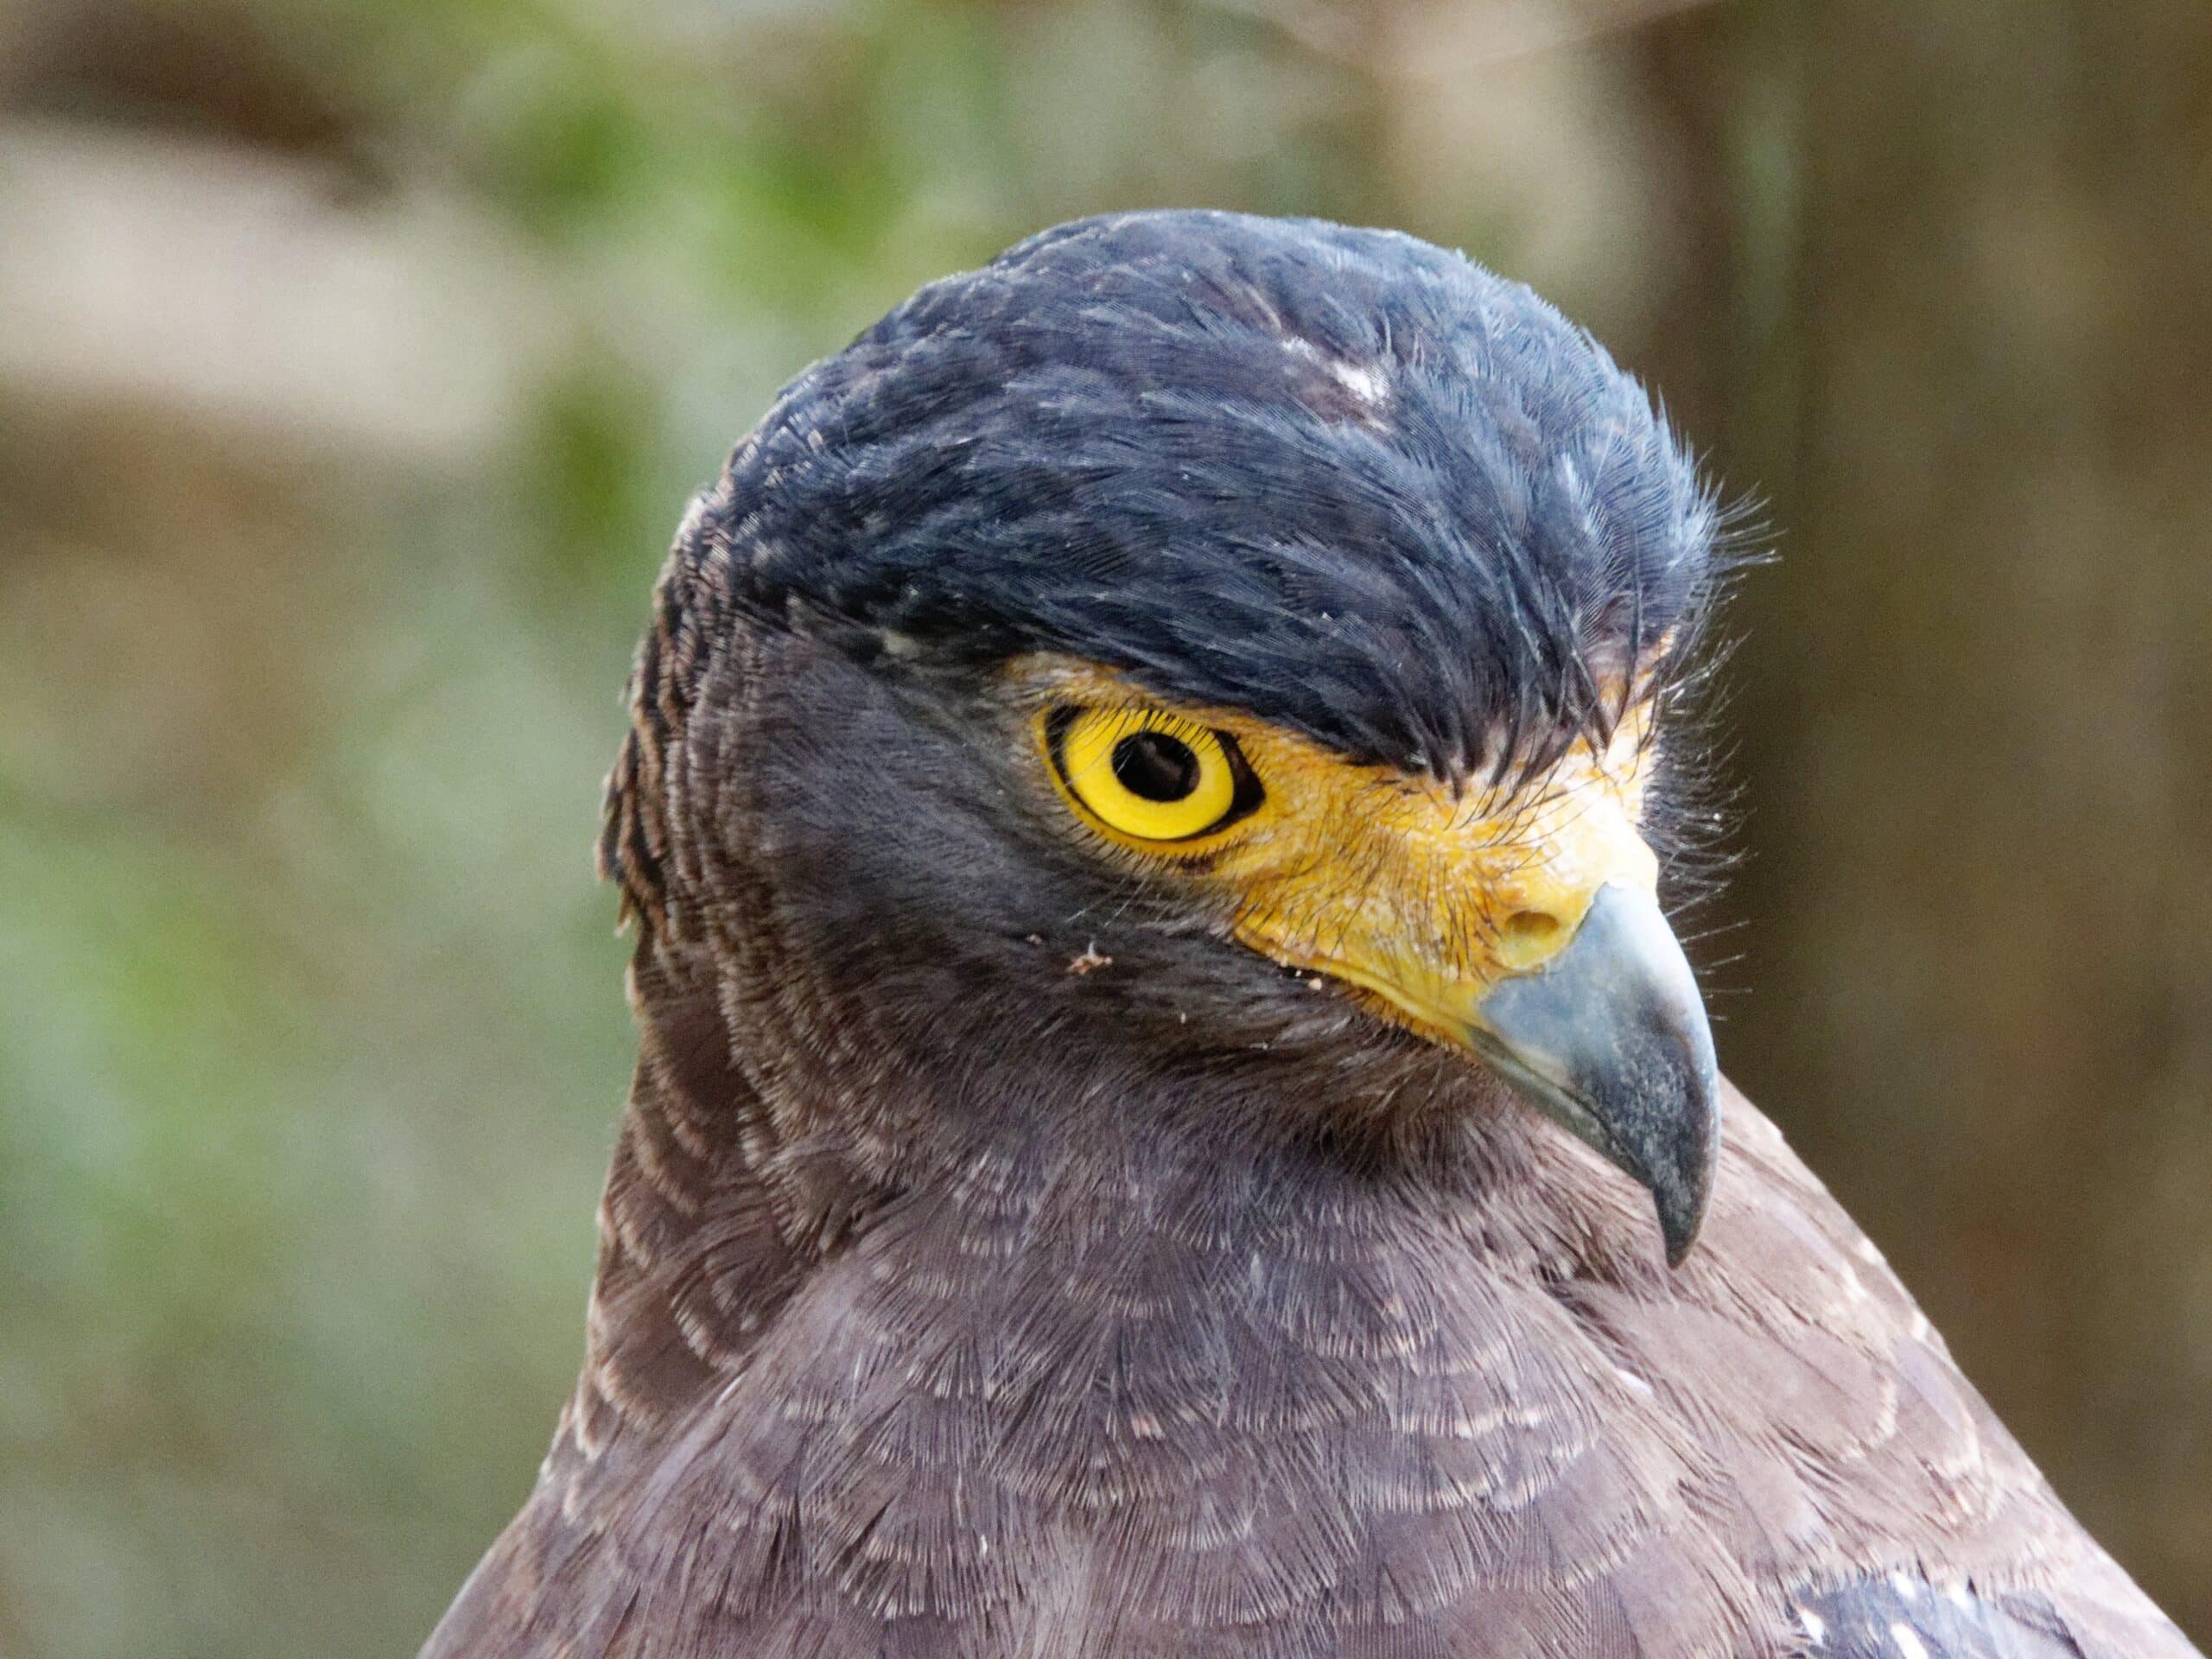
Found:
[1201,0,1723,79]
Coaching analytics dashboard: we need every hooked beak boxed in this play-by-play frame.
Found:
[1149,671,1720,1264]
[1469,882,1719,1264]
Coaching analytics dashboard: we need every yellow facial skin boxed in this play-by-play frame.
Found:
[1023,659,1661,1046]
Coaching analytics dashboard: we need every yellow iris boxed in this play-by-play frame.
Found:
[1051,707,1243,844]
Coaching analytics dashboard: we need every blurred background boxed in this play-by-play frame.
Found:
[2,0,2207,1653]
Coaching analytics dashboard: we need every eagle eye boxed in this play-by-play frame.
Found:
[1045,707,1260,845]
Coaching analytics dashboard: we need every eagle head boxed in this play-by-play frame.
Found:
[602,210,1731,1263]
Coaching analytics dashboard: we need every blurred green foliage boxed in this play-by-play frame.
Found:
[0,6,1467,1650]
[2,1,2208,1655]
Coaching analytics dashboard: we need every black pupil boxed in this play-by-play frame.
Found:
[1111,731,1201,803]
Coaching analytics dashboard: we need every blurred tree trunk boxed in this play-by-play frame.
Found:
[1639,0,2212,1629]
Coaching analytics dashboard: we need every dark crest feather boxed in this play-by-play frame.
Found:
[602,210,1747,920]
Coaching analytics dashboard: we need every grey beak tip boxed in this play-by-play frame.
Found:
[1653,1054,1722,1267]
[1472,882,1722,1268]
[1656,1152,1713,1268]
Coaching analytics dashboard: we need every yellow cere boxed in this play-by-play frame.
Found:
[1020,658,1662,1045]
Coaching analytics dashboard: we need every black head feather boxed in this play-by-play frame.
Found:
[653,210,1720,784]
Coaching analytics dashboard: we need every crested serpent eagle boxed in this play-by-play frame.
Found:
[421,212,2201,1659]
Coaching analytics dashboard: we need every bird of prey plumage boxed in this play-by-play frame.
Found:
[422,212,2200,1659]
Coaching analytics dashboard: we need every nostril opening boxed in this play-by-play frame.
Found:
[1500,910,1566,958]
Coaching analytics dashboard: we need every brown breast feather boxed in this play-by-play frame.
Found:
[420,973,2198,1659]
